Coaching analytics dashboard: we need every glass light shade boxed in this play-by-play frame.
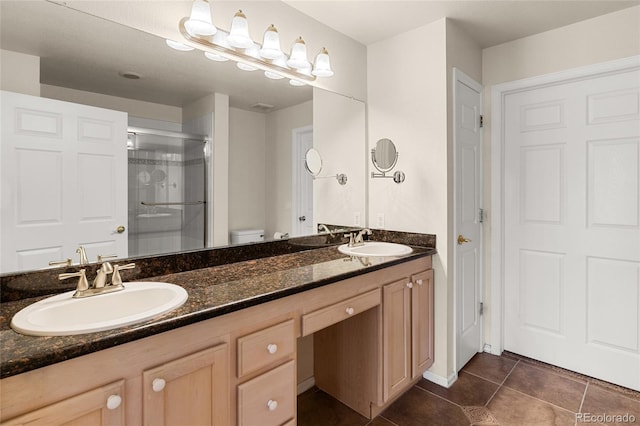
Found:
[205,31,231,61]
[227,10,253,49]
[264,55,288,80]
[166,39,194,51]
[259,24,282,60]
[237,43,259,71]
[289,64,311,86]
[312,48,334,77]
[287,36,310,70]
[184,0,216,36]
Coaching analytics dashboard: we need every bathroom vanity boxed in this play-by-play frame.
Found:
[0,236,435,425]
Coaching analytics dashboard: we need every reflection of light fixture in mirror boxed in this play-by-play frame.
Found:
[227,10,252,48]
[304,148,348,185]
[127,133,136,150]
[204,31,230,61]
[174,1,334,83]
[371,138,405,184]
[166,39,194,51]
[265,55,288,80]
[237,43,260,71]
[184,0,216,36]
[259,24,283,59]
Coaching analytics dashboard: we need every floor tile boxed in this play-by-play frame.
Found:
[297,388,369,426]
[488,386,576,426]
[461,406,500,425]
[580,383,640,426]
[462,352,518,384]
[503,362,586,412]
[380,386,470,426]
[368,416,397,426]
[417,371,499,407]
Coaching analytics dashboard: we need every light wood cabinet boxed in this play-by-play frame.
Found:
[3,380,125,426]
[382,268,434,402]
[142,343,229,426]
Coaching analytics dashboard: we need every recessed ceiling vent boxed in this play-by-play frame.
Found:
[250,102,274,112]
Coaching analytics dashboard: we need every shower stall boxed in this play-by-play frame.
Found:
[127,127,208,257]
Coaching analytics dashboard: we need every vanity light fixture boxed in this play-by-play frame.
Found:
[167,0,334,84]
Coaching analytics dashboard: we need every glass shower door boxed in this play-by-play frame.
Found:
[127,130,207,257]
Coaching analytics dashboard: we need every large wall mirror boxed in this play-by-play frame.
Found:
[0,1,366,274]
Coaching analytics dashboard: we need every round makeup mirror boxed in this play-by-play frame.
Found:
[372,138,398,173]
[304,148,323,177]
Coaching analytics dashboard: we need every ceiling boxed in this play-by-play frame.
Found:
[284,0,639,48]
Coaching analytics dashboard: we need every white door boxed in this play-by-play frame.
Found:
[503,67,640,390]
[292,126,314,236]
[1,91,128,272]
[454,70,484,370]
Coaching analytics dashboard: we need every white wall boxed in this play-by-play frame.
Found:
[313,89,366,229]
[265,101,313,239]
[0,50,40,96]
[481,5,640,347]
[229,107,267,233]
[368,19,450,379]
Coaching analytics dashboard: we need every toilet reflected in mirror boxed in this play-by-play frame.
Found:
[371,138,405,184]
[304,148,347,185]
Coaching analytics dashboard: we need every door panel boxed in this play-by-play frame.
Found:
[503,68,640,390]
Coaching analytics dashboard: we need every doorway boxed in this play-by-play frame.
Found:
[292,125,314,237]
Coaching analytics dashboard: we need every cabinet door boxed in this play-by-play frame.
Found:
[382,278,412,402]
[412,269,434,378]
[3,380,124,426]
[143,343,229,426]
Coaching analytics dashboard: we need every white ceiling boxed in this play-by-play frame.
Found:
[284,0,639,48]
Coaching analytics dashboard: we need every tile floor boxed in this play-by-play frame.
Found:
[297,352,640,425]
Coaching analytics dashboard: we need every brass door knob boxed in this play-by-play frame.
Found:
[457,234,471,245]
[116,226,126,233]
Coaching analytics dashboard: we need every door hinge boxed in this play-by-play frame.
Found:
[478,208,485,223]
[479,115,484,128]
[479,302,484,316]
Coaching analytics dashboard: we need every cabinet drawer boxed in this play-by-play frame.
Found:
[238,360,296,426]
[302,289,381,336]
[238,319,295,378]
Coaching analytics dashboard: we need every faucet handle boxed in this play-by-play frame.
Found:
[97,254,118,262]
[112,263,136,287]
[59,269,89,292]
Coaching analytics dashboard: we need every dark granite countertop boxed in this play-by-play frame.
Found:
[0,239,436,379]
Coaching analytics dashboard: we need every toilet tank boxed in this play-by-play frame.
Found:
[230,229,264,244]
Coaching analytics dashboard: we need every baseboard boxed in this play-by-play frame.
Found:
[422,370,458,388]
[297,376,315,395]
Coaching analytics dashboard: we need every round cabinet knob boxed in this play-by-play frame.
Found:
[267,399,278,411]
[345,307,355,315]
[152,378,166,392]
[116,225,126,234]
[106,394,122,410]
[406,282,413,289]
[267,343,278,354]
[416,279,423,286]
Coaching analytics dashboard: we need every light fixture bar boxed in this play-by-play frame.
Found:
[179,17,316,83]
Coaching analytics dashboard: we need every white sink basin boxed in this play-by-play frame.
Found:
[11,282,188,336]
[338,241,412,257]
